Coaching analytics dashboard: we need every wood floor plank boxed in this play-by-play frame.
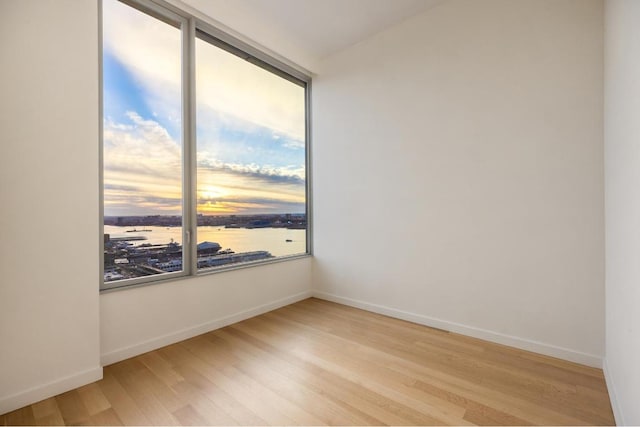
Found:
[172,404,209,426]
[272,301,611,425]
[232,314,470,425]
[1,297,615,426]
[463,400,533,426]
[109,359,181,425]
[226,323,459,425]
[169,375,243,425]
[266,303,601,425]
[113,356,186,416]
[137,351,184,387]
[76,383,110,417]
[203,333,378,425]
[97,371,151,425]
[220,326,416,425]
[212,328,387,425]
[163,343,311,425]
[30,398,59,420]
[159,344,269,425]
[54,390,90,426]
[87,408,123,426]
[180,336,326,425]
[29,413,66,426]
[4,405,36,426]
[279,302,587,399]
[31,398,64,425]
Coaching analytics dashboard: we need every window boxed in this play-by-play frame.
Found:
[101,0,310,290]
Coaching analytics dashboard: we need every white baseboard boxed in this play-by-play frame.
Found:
[603,358,623,426]
[101,290,313,366]
[312,291,603,368]
[0,366,103,416]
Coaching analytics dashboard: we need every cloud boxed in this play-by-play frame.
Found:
[103,112,182,215]
[281,137,305,150]
[102,0,181,98]
[196,158,306,215]
[104,109,305,216]
[102,0,307,216]
[104,183,141,192]
[103,0,305,144]
[195,37,305,142]
[198,158,305,186]
[104,191,182,216]
[195,103,305,165]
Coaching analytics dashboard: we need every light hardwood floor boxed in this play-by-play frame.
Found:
[1,298,615,426]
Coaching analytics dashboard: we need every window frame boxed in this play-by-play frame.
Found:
[99,0,312,292]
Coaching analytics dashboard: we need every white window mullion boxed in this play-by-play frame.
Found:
[183,17,198,275]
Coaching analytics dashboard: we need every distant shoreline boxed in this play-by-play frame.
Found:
[104,213,306,229]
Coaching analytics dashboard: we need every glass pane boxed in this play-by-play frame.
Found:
[102,0,184,284]
[195,36,307,270]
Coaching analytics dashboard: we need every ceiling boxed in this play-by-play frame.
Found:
[180,0,444,71]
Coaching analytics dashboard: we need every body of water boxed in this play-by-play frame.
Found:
[104,225,306,257]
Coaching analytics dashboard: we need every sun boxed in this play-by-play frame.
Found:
[199,185,228,200]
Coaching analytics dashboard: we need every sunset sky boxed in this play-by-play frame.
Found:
[102,0,306,217]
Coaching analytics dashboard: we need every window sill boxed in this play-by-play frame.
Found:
[99,253,312,294]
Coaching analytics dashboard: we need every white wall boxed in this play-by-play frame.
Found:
[0,0,313,415]
[604,0,640,424]
[313,0,605,366]
[101,258,311,364]
[0,0,102,414]
[0,0,618,416]
[177,0,319,73]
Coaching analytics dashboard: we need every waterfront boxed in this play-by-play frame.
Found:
[104,225,306,257]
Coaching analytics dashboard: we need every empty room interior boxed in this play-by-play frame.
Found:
[1,0,639,425]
